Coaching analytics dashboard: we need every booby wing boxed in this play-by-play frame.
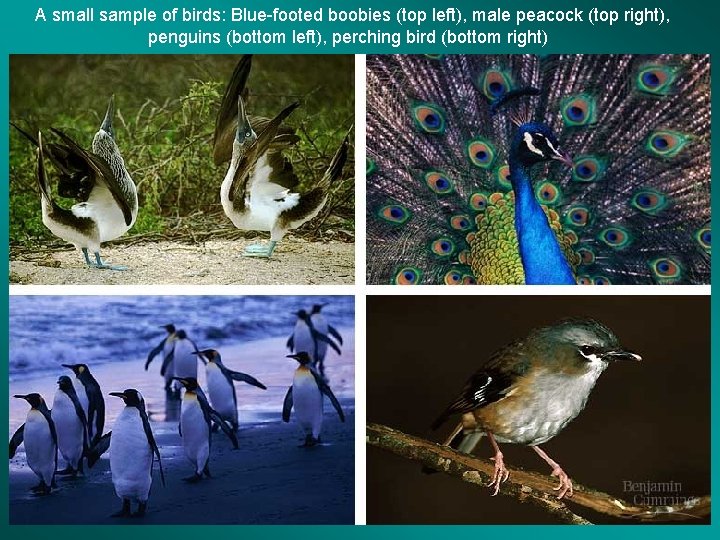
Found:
[9,424,24,458]
[282,387,293,423]
[50,128,134,226]
[312,372,345,422]
[229,101,300,212]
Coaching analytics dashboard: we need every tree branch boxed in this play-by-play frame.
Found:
[367,423,710,524]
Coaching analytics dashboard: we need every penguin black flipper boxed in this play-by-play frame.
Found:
[9,424,24,458]
[327,325,344,346]
[312,372,345,422]
[86,431,111,468]
[68,389,90,450]
[138,405,165,486]
[282,387,293,423]
[160,348,175,377]
[197,389,239,449]
[222,366,267,390]
[86,381,106,444]
[40,406,59,478]
[49,127,134,227]
[312,329,342,356]
[145,337,167,370]
[286,334,294,352]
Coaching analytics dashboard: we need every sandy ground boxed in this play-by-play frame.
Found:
[9,237,355,285]
[9,332,355,524]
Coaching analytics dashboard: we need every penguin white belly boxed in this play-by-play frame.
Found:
[173,340,198,379]
[86,183,136,242]
[181,396,210,474]
[23,410,56,485]
[110,408,153,502]
[293,323,316,360]
[41,198,100,252]
[292,368,323,438]
[207,365,236,424]
[51,392,84,469]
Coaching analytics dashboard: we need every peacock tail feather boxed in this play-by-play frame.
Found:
[366,54,711,285]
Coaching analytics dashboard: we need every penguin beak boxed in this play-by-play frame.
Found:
[604,350,642,362]
[101,95,114,137]
[61,363,75,371]
[192,351,208,364]
[172,377,188,387]
[109,391,127,399]
[13,394,29,401]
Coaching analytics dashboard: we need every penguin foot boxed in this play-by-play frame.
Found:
[131,503,147,518]
[111,500,132,518]
[56,466,77,477]
[183,473,203,483]
[31,482,51,494]
[300,435,319,447]
[243,241,277,258]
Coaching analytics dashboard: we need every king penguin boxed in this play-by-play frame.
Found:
[108,389,164,518]
[168,330,201,381]
[51,375,88,476]
[287,309,342,379]
[282,352,345,447]
[195,349,267,430]
[62,363,104,444]
[145,324,177,391]
[174,377,239,482]
[308,303,344,379]
[10,393,58,495]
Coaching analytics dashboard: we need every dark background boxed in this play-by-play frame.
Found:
[367,295,710,524]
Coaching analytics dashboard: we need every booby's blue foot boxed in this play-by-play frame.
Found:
[82,248,93,267]
[243,241,277,258]
[94,252,127,271]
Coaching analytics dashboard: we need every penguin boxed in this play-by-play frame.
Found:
[61,363,104,444]
[286,309,342,378]
[108,389,164,518]
[168,330,201,381]
[308,303,344,379]
[282,352,345,447]
[10,393,57,495]
[195,349,267,430]
[51,375,88,476]
[174,377,239,482]
[145,324,177,391]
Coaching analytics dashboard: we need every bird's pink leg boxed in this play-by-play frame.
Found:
[486,431,509,496]
[532,445,573,499]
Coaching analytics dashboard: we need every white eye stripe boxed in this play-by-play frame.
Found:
[523,132,544,156]
[545,137,559,156]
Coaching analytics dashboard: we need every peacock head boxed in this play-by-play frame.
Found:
[512,122,573,169]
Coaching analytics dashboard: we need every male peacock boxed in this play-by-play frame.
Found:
[366,55,710,285]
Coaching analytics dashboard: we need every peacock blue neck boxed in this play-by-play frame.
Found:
[509,157,576,285]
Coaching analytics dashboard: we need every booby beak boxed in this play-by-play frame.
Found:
[100,95,114,138]
[604,350,642,362]
[235,96,256,145]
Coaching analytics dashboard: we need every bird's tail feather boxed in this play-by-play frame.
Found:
[36,132,53,204]
[319,131,350,189]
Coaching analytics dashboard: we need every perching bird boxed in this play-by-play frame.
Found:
[174,377,239,482]
[427,318,641,499]
[61,363,104,444]
[366,54,710,285]
[51,376,88,476]
[194,349,267,431]
[282,352,345,447]
[12,96,138,270]
[214,55,350,258]
[9,393,57,495]
[287,309,342,379]
[308,303,344,379]
[107,389,164,517]
[145,324,178,392]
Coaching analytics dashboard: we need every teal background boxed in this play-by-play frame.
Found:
[2,0,717,535]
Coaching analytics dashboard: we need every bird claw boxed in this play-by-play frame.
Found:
[95,264,128,271]
[243,241,276,258]
[487,452,510,496]
[551,466,573,499]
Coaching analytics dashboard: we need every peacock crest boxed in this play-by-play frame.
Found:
[366,55,711,285]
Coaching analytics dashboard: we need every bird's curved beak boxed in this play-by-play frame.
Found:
[101,95,114,136]
[109,391,127,399]
[235,96,256,145]
[604,350,642,362]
